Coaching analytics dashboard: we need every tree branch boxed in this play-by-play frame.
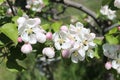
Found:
[6,0,16,16]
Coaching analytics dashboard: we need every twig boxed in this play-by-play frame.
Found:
[6,0,16,16]
[104,23,120,32]
[53,0,102,34]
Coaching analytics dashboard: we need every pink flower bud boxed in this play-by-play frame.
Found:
[46,32,52,40]
[42,47,55,58]
[21,43,32,54]
[105,61,112,70]
[60,25,68,31]
[18,37,22,43]
[62,49,70,58]
[118,26,120,31]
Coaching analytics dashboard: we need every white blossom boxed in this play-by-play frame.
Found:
[114,0,120,8]
[100,5,116,20]
[17,16,46,44]
[52,22,96,63]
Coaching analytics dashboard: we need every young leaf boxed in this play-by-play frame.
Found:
[51,21,63,32]
[0,23,18,45]
[105,35,119,44]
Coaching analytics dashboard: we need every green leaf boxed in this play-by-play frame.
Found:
[102,0,112,5]
[0,0,4,4]
[12,16,19,25]
[43,0,49,6]
[94,38,103,45]
[0,23,18,45]
[42,24,50,31]
[105,35,119,44]
[6,59,25,72]
[109,27,117,34]
[94,47,100,59]
[51,21,63,32]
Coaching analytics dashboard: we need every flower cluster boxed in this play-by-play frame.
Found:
[17,14,46,54]
[103,43,120,73]
[100,5,116,20]
[53,22,96,63]
[26,0,44,12]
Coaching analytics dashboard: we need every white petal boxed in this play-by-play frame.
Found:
[71,54,78,63]
[76,22,83,28]
[87,49,94,58]
[112,60,119,69]
[36,32,46,43]
[62,42,71,49]
[55,42,61,50]
[29,34,37,44]
[21,32,29,42]
[17,17,26,25]
[78,49,85,57]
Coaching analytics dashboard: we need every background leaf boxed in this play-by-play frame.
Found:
[0,23,18,45]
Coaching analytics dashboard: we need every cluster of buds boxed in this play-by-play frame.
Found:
[52,22,96,63]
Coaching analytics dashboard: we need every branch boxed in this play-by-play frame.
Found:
[104,23,120,32]
[6,0,16,16]
[53,0,102,34]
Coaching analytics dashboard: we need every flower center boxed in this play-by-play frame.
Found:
[26,28,33,35]
[73,51,78,57]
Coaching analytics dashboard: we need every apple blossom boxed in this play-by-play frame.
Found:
[42,47,55,58]
[21,43,32,54]
[100,5,116,20]
[114,0,120,8]
[17,16,46,44]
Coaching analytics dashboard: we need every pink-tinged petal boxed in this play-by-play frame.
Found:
[34,18,41,25]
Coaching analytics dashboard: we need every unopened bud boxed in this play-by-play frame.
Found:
[105,61,112,70]
[21,43,32,54]
[42,47,55,58]
[46,32,52,40]
[18,37,22,43]
[60,25,68,32]
[62,49,70,58]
